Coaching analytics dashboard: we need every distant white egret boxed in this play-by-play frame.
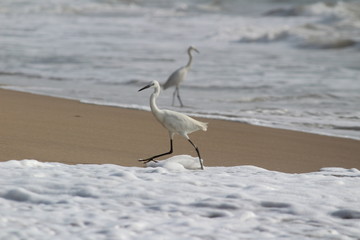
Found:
[138,80,207,170]
[163,46,199,107]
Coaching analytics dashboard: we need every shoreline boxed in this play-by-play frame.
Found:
[1,88,359,173]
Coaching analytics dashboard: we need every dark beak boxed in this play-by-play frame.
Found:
[138,84,152,92]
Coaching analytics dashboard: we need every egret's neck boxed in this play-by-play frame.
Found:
[185,50,193,68]
[150,88,162,117]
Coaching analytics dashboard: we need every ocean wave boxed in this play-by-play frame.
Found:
[238,1,359,49]
[230,93,341,104]
[237,28,290,43]
[119,79,272,91]
[0,0,199,17]
[209,2,360,50]
[0,71,70,82]
[0,0,144,15]
[295,36,357,49]
[184,83,272,92]
[264,1,360,21]
[297,121,360,134]
[334,126,360,131]
[237,23,358,49]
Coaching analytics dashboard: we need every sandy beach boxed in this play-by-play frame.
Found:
[1,88,359,173]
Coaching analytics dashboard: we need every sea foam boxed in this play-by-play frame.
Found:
[0,159,360,239]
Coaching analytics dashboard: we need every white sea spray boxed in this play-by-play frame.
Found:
[0,158,359,239]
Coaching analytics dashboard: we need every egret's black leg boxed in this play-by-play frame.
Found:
[172,89,176,106]
[188,139,204,170]
[176,87,184,107]
[139,139,173,164]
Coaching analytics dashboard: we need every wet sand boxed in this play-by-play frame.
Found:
[1,88,359,173]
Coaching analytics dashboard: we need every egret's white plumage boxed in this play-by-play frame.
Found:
[138,80,207,170]
[163,46,199,107]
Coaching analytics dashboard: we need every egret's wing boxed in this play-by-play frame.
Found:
[162,110,206,136]
[163,67,187,89]
[162,110,187,131]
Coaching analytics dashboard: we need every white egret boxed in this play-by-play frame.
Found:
[163,46,199,107]
[138,80,207,170]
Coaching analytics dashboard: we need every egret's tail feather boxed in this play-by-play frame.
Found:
[162,80,172,90]
[199,122,208,131]
[189,118,207,133]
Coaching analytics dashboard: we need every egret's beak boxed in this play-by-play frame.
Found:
[138,84,152,92]
[193,48,199,54]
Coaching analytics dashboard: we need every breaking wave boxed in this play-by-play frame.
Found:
[238,1,360,49]
[264,1,360,21]
[238,25,358,49]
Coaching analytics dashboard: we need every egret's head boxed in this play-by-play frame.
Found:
[138,80,160,92]
[188,46,199,54]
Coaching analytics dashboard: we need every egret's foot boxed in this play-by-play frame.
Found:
[138,158,158,164]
